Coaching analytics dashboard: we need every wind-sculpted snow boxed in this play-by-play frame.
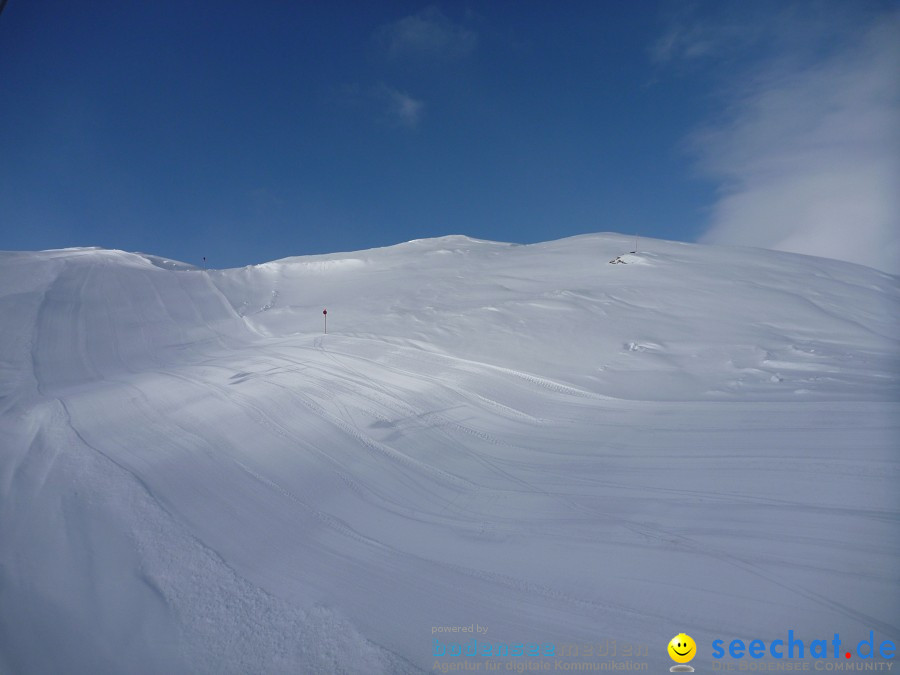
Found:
[0,235,897,673]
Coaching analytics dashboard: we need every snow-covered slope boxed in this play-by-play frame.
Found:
[0,234,897,673]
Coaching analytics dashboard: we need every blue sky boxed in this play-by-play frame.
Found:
[1,1,897,271]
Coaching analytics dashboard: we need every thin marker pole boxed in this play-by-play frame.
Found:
[323,308,327,334]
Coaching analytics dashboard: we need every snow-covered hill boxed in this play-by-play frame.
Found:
[0,234,897,673]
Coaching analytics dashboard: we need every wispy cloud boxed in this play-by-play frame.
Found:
[665,4,900,273]
[377,84,425,128]
[376,6,477,62]
[337,83,425,129]
[652,14,759,63]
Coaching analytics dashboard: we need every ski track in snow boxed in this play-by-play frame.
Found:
[1,235,898,673]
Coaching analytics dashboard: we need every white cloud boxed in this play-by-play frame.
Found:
[376,6,476,62]
[686,7,900,273]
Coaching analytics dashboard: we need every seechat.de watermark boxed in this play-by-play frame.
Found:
[708,631,895,672]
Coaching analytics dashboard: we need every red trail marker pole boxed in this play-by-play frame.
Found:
[323,308,327,334]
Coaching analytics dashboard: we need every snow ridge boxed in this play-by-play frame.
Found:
[0,234,897,673]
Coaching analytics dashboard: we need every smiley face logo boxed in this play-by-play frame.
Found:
[668,633,696,664]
